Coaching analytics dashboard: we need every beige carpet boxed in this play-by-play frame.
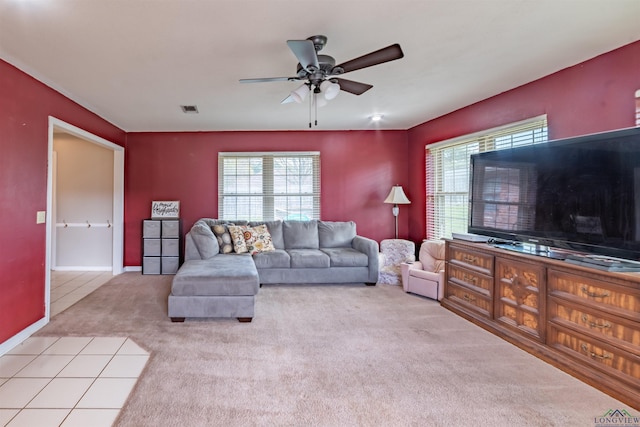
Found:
[37,273,626,426]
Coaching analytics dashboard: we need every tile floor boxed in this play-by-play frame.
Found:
[50,271,114,318]
[0,272,148,427]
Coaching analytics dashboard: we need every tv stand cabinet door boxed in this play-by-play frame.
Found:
[494,257,545,342]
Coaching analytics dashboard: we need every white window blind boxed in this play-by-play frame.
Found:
[425,116,548,240]
[218,152,320,221]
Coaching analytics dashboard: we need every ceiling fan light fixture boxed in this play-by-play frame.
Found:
[291,84,309,103]
[320,80,340,100]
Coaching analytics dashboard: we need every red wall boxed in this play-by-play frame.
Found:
[406,41,640,243]
[3,39,640,348]
[124,131,409,266]
[0,59,126,344]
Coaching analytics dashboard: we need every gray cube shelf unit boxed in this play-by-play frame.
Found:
[142,219,183,274]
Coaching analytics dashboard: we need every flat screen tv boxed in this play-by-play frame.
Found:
[468,126,640,261]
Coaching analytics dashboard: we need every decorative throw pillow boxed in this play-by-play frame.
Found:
[244,224,275,255]
[227,225,249,254]
[211,224,234,254]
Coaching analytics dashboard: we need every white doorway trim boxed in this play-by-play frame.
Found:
[46,117,125,319]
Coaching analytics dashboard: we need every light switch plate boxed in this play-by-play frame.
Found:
[36,211,46,224]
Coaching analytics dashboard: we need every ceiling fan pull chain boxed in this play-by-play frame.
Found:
[308,91,312,128]
[314,91,318,126]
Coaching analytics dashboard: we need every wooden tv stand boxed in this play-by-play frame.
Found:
[442,239,640,409]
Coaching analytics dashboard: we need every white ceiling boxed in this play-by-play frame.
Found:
[2,0,640,132]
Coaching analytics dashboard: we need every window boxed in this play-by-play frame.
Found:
[218,152,320,221]
[426,116,548,239]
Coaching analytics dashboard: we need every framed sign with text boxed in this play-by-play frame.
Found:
[151,201,180,219]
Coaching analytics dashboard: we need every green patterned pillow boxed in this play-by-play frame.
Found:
[244,224,275,255]
[211,224,234,254]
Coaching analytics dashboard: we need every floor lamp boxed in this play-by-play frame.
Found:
[384,185,411,239]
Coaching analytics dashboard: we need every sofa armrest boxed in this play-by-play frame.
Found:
[400,262,411,290]
[184,232,202,261]
[352,235,380,283]
[437,269,445,300]
[408,261,424,271]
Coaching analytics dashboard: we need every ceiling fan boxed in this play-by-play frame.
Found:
[239,35,404,126]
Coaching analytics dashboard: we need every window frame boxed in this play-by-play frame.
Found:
[218,151,320,221]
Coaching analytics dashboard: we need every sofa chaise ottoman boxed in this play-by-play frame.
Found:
[168,256,259,323]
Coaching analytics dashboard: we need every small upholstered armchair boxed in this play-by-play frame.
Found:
[378,239,415,285]
[400,239,445,301]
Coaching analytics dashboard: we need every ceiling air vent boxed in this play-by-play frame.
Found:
[180,105,199,114]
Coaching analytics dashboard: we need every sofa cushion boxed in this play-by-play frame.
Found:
[190,222,219,259]
[228,225,249,254]
[252,249,291,269]
[211,224,234,254]
[244,224,275,255]
[287,249,330,268]
[318,221,356,248]
[321,247,368,267]
[171,256,259,296]
[283,220,319,249]
[249,220,284,249]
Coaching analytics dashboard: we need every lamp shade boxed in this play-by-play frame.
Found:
[384,186,411,205]
[320,80,340,100]
[291,84,309,103]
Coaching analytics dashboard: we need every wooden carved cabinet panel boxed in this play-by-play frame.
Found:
[445,243,495,319]
[495,257,545,341]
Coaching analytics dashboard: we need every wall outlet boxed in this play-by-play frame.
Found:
[36,211,46,224]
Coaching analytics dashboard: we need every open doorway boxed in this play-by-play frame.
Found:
[45,117,124,320]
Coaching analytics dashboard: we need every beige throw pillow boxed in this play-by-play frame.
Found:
[227,225,249,254]
[244,224,275,255]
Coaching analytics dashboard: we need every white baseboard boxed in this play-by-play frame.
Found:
[0,317,49,356]
[124,266,142,272]
[52,266,112,272]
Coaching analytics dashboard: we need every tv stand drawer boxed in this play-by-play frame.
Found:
[446,281,492,319]
[548,323,640,389]
[548,269,640,321]
[548,297,640,354]
[447,264,492,295]
[448,244,494,276]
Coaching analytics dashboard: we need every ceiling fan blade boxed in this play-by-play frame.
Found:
[281,94,296,104]
[239,77,297,83]
[334,44,404,74]
[334,78,373,95]
[287,40,319,72]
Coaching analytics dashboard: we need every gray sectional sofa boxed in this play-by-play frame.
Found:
[168,218,379,322]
